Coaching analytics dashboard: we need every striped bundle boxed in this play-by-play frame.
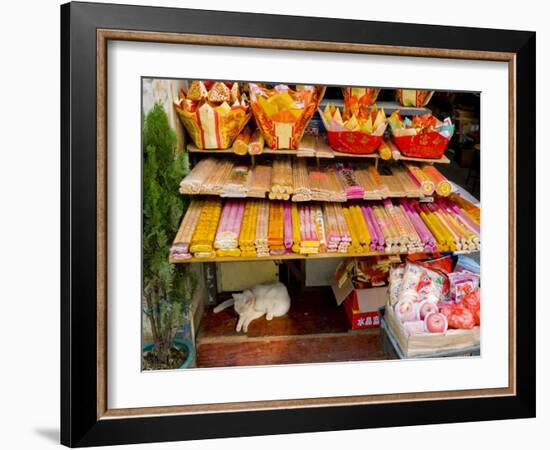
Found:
[314,205,327,253]
[291,203,301,254]
[239,200,259,257]
[422,165,452,197]
[298,204,319,254]
[255,200,270,256]
[268,201,285,255]
[269,159,293,200]
[343,206,363,253]
[355,165,385,199]
[391,165,423,197]
[170,199,203,260]
[406,163,435,196]
[292,158,312,201]
[214,200,245,257]
[189,198,222,258]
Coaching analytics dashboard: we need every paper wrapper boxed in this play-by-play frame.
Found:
[249,84,325,149]
[174,81,251,149]
[319,104,387,154]
[389,111,454,159]
[343,87,381,116]
[395,89,434,107]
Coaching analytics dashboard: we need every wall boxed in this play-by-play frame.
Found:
[0,1,546,449]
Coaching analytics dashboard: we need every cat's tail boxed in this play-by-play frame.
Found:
[213,298,235,313]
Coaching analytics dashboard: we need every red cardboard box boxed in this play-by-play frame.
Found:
[391,132,450,159]
[326,130,382,155]
[331,278,388,329]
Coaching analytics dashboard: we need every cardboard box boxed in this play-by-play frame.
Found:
[384,301,480,357]
[331,278,388,329]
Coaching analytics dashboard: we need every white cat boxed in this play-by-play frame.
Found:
[213,281,291,333]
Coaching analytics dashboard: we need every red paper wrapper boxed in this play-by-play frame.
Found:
[326,131,382,154]
[392,132,451,159]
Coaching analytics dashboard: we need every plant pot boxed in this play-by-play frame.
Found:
[142,338,194,369]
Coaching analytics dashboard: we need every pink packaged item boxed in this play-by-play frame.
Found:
[448,271,480,303]
[424,312,448,333]
[397,262,447,305]
[403,320,425,335]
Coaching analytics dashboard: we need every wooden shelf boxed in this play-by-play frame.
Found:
[170,248,476,264]
[187,138,450,164]
[319,99,431,116]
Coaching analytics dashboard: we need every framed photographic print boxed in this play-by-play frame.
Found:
[61,1,536,447]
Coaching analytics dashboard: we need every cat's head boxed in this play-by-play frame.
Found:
[233,290,255,314]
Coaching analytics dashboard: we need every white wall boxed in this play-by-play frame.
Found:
[0,1,546,449]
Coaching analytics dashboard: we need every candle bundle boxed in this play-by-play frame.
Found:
[361,205,385,252]
[292,158,312,201]
[214,200,245,256]
[269,158,293,200]
[406,163,435,196]
[248,164,272,198]
[189,198,222,258]
[170,199,203,260]
[268,201,285,255]
[239,200,259,257]
[337,167,365,199]
[343,206,364,253]
[255,200,270,257]
[232,127,252,156]
[422,165,452,197]
[298,204,320,254]
[399,199,437,252]
[248,129,265,155]
[383,199,423,253]
[220,165,252,197]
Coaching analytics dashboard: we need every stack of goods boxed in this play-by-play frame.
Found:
[323,203,351,253]
[254,200,270,257]
[269,158,293,200]
[320,101,387,154]
[298,204,320,254]
[388,111,454,159]
[292,158,312,201]
[395,89,434,107]
[172,196,480,259]
[268,201,285,255]
[239,200,259,257]
[248,164,272,198]
[249,84,325,149]
[389,257,480,336]
[220,164,251,197]
[214,200,245,257]
[169,199,203,260]
[188,198,222,258]
[174,81,251,149]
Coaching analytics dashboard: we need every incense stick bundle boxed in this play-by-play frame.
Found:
[291,158,311,201]
[189,198,222,257]
[232,126,252,155]
[239,200,259,257]
[179,158,219,194]
[254,200,270,256]
[248,129,265,155]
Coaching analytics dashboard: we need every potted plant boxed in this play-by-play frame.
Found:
[142,102,197,370]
